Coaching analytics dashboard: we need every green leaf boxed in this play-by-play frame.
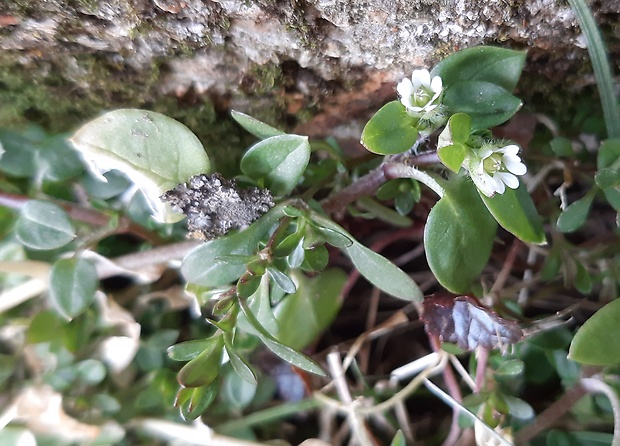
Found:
[549,137,575,157]
[266,267,297,294]
[424,178,497,293]
[432,46,527,92]
[224,337,258,385]
[301,245,329,272]
[390,430,406,446]
[167,339,214,362]
[37,134,84,182]
[310,211,423,302]
[439,112,472,145]
[181,205,285,287]
[495,359,524,377]
[557,190,596,233]
[177,335,224,387]
[222,370,257,410]
[0,128,37,177]
[480,182,547,244]
[597,138,620,210]
[438,144,468,173]
[15,200,76,250]
[361,101,419,155]
[569,298,620,365]
[177,379,219,420]
[231,110,285,139]
[238,298,325,376]
[70,109,211,223]
[240,134,311,196]
[442,81,522,130]
[437,114,471,172]
[275,269,346,350]
[49,257,98,320]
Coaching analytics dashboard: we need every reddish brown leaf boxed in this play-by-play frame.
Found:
[421,293,523,351]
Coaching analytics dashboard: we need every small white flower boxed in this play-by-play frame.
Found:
[397,69,443,114]
[465,144,527,197]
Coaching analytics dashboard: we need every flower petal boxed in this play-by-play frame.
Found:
[397,78,413,98]
[496,172,520,189]
[504,159,527,175]
[497,144,520,156]
[492,174,506,194]
[430,75,443,93]
[411,69,431,89]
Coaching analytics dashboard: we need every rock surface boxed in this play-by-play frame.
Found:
[0,0,617,166]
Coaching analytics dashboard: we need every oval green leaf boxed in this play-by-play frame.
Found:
[49,257,98,320]
[432,46,527,92]
[16,200,76,250]
[240,134,311,196]
[361,101,419,155]
[70,109,211,223]
[557,190,596,233]
[442,81,522,130]
[275,269,346,350]
[424,178,497,293]
[480,182,546,245]
[569,298,620,365]
[231,110,285,140]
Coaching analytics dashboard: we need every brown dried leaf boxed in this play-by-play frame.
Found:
[421,293,523,351]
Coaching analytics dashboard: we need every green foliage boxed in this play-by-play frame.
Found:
[424,177,496,293]
[1,32,617,444]
[15,200,76,250]
[569,298,620,365]
[49,257,98,320]
[361,101,419,155]
[70,109,211,222]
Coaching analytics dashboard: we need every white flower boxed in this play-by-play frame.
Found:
[397,69,443,114]
[465,144,527,197]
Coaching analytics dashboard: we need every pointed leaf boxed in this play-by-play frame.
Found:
[240,134,310,196]
[275,269,346,350]
[167,339,214,362]
[70,109,210,223]
[432,46,527,92]
[442,81,522,130]
[15,200,76,250]
[310,211,422,302]
[224,337,258,385]
[266,267,297,294]
[49,257,98,320]
[480,182,546,245]
[231,110,285,139]
[557,191,596,233]
[361,101,419,155]
[238,299,325,376]
[569,298,620,365]
[424,178,497,293]
[177,335,224,388]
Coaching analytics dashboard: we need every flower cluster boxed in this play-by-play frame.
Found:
[397,69,446,134]
[464,144,527,197]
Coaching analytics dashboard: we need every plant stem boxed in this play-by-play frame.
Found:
[216,399,320,433]
[384,163,445,198]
